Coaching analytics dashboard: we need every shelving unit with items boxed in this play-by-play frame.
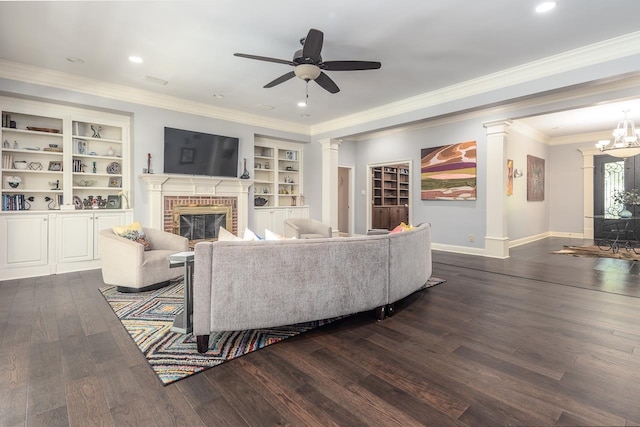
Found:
[370,164,410,230]
[0,96,132,280]
[277,147,302,207]
[253,143,276,207]
[1,111,65,211]
[70,120,125,209]
[252,137,307,237]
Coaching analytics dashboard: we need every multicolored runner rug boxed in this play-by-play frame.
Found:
[99,276,445,385]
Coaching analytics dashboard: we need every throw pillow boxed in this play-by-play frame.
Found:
[264,229,295,240]
[112,221,152,251]
[218,227,262,241]
[390,222,414,234]
[218,226,242,241]
[243,228,261,241]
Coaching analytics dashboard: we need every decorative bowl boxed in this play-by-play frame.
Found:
[6,176,21,188]
[14,161,27,170]
[254,197,268,207]
[49,144,58,148]
[74,179,96,187]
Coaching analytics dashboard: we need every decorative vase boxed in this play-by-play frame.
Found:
[619,208,633,218]
[240,158,250,179]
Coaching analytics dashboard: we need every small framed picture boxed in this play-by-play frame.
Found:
[48,161,62,171]
[74,139,87,154]
[286,151,294,160]
[106,195,121,209]
[180,148,195,164]
[108,176,122,188]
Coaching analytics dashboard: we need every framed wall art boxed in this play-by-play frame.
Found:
[420,140,477,200]
[507,159,514,196]
[527,155,545,201]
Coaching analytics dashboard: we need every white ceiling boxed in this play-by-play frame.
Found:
[1,1,640,135]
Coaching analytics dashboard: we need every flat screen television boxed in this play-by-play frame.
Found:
[163,127,239,177]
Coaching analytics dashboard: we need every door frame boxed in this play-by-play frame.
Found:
[338,164,354,236]
[367,159,412,231]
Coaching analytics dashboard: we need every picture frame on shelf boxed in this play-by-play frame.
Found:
[108,176,122,188]
[106,195,121,209]
[74,139,87,154]
[48,161,62,171]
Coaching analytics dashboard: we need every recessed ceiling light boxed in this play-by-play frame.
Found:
[297,101,307,108]
[143,75,168,86]
[300,114,310,118]
[256,104,276,110]
[66,57,84,64]
[212,94,225,99]
[128,55,143,64]
[535,1,557,13]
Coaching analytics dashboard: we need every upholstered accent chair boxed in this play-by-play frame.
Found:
[283,217,332,239]
[99,227,189,292]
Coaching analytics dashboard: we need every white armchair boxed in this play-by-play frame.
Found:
[283,218,332,239]
[99,227,189,292]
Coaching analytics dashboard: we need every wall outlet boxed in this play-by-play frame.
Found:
[468,234,475,242]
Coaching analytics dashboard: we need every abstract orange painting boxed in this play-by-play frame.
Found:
[421,141,477,200]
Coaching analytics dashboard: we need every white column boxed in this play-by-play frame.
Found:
[320,139,341,235]
[483,120,511,258]
[578,147,598,240]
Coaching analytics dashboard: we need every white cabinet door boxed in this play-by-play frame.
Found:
[93,212,127,259]
[253,209,272,238]
[271,208,287,235]
[0,215,48,267]
[286,207,309,219]
[57,214,93,263]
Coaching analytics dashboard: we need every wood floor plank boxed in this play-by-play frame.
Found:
[65,376,114,427]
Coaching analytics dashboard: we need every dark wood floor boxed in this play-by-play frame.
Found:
[1,237,640,426]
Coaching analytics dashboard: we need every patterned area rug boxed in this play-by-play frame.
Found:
[99,276,445,385]
[552,245,640,261]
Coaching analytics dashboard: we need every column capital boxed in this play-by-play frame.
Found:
[319,138,342,150]
[483,120,512,135]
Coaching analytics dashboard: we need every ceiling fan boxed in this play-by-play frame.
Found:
[234,28,381,94]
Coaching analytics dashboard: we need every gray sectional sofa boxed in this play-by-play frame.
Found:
[193,223,432,353]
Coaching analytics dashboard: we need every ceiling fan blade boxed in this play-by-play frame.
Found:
[322,61,382,71]
[315,72,340,94]
[234,53,295,66]
[302,29,324,61]
[264,71,296,88]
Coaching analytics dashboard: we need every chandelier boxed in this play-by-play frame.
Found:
[596,110,640,158]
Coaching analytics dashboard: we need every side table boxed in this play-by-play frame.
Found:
[167,251,195,334]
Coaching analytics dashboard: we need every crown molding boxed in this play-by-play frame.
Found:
[311,31,640,136]
[0,59,309,136]
[509,121,549,144]
[549,130,612,146]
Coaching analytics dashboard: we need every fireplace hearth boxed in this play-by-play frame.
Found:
[172,205,233,245]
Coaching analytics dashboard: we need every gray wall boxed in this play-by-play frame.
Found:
[506,128,550,240]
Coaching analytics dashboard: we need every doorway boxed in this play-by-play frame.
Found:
[368,161,411,231]
[337,166,353,236]
[594,154,640,239]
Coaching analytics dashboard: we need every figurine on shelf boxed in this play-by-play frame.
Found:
[92,161,97,173]
[91,125,102,138]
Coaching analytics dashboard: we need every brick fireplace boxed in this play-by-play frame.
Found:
[139,174,252,238]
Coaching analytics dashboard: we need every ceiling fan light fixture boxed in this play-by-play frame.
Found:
[294,64,321,81]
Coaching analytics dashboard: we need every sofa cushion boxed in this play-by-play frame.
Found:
[218,226,242,241]
[112,221,152,251]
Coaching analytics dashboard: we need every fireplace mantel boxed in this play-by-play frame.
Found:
[139,174,252,233]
